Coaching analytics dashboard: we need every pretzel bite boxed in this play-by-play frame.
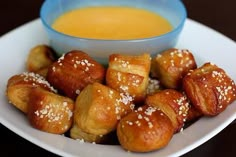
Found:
[26,45,56,77]
[117,105,174,152]
[183,62,236,116]
[151,48,197,89]
[6,72,57,113]
[47,50,105,99]
[146,89,189,132]
[70,122,107,143]
[106,53,151,103]
[28,88,74,134]
[73,82,134,138]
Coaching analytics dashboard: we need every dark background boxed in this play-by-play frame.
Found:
[0,0,236,156]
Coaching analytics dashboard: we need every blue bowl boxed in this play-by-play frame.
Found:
[40,0,186,63]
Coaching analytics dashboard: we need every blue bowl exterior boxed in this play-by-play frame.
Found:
[40,0,186,62]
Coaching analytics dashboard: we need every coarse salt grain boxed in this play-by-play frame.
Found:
[138,114,143,119]
[148,122,153,128]
[144,106,156,116]
[21,72,57,93]
[75,89,80,95]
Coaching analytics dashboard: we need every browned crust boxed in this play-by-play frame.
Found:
[27,88,74,134]
[74,82,134,136]
[47,50,105,99]
[151,48,197,89]
[26,45,56,75]
[6,72,57,113]
[106,53,151,103]
[183,62,236,116]
[145,89,189,132]
[117,105,174,152]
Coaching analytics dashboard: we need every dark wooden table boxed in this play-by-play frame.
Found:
[0,0,235,156]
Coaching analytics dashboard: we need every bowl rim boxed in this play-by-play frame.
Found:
[40,0,187,42]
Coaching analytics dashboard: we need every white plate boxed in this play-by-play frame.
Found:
[0,18,236,157]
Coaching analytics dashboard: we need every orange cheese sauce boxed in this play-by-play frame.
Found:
[52,6,173,40]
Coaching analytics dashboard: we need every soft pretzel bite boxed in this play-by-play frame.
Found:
[117,105,174,152]
[151,48,197,89]
[28,88,74,134]
[6,72,57,113]
[73,82,134,138]
[183,62,236,116]
[106,53,151,103]
[70,122,107,143]
[26,45,56,77]
[145,89,189,132]
[47,50,105,99]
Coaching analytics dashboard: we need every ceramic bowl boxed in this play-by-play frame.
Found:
[40,0,186,63]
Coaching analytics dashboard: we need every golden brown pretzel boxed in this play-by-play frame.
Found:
[47,50,105,99]
[117,105,174,152]
[183,62,236,116]
[151,48,197,89]
[146,89,189,132]
[6,72,57,113]
[28,88,74,134]
[106,53,151,103]
[26,45,56,77]
[73,82,134,138]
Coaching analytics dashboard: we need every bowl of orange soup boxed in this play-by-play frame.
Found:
[40,0,186,63]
